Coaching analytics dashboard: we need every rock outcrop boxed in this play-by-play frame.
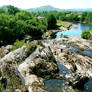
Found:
[42,36,92,91]
[0,36,92,92]
[18,44,59,92]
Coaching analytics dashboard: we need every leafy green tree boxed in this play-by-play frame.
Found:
[0,14,25,44]
[86,12,92,23]
[7,5,20,15]
[0,8,5,14]
[15,11,32,20]
[80,12,87,23]
[47,14,56,29]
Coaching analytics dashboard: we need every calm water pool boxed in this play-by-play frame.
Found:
[56,23,91,38]
[83,79,92,92]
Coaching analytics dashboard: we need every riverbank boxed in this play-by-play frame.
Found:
[42,20,78,39]
[57,20,78,30]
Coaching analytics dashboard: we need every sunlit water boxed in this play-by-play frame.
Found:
[56,23,91,38]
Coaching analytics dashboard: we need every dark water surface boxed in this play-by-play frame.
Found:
[44,62,71,92]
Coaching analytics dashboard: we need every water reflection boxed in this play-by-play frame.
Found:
[57,61,71,76]
[44,79,65,92]
[83,79,92,92]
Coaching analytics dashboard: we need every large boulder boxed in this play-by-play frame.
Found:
[0,45,12,59]
[0,46,27,68]
[25,74,46,92]
[18,45,59,92]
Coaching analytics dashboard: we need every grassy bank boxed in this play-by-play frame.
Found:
[57,20,72,27]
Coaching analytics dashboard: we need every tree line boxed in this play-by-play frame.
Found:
[34,11,92,23]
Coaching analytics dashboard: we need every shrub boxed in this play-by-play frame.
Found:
[81,30,91,39]
[0,82,4,92]
[11,40,25,51]
[26,40,44,55]
[63,35,68,38]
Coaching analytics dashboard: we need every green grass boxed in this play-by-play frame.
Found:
[11,40,25,51]
[57,20,72,27]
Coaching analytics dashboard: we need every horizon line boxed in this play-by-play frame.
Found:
[1,4,92,10]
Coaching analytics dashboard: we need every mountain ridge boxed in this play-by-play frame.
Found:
[26,5,62,12]
[26,5,92,12]
[1,5,92,12]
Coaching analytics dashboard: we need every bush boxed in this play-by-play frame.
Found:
[11,40,25,51]
[47,14,57,29]
[26,40,44,55]
[0,82,4,92]
[81,30,91,39]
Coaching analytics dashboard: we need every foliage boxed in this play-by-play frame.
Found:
[85,12,92,23]
[0,14,25,44]
[0,7,48,45]
[0,8,5,14]
[7,5,20,15]
[57,20,71,27]
[11,40,25,51]
[0,82,4,92]
[15,11,32,20]
[47,14,57,29]
[81,30,92,39]
[63,35,68,38]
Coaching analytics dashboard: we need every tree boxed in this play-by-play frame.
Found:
[0,8,5,14]
[15,11,32,20]
[86,12,92,23]
[0,14,25,44]
[7,5,20,15]
[47,14,57,29]
[80,12,87,23]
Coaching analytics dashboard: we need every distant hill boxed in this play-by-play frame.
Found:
[1,5,92,12]
[0,5,8,10]
[64,8,92,12]
[26,5,62,12]
[26,5,92,12]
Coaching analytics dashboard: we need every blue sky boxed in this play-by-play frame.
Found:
[0,0,92,9]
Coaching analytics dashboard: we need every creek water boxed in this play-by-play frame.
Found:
[44,23,92,92]
[44,62,70,92]
[56,23,91,38]
[69,47,92,58]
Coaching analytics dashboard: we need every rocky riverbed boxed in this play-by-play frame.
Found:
[0,36,92,92]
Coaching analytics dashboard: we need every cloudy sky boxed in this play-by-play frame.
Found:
[0,0,92,9]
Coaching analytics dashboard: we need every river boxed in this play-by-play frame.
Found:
[44,23,92,92]
[56,23,91,38]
